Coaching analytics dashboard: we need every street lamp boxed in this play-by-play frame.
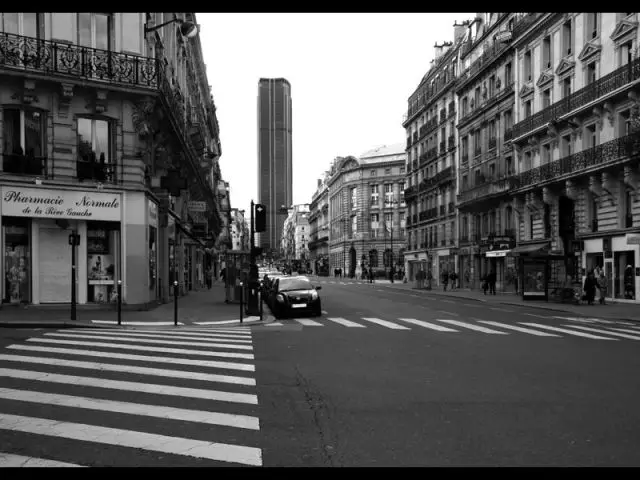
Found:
[386,195,400,283]
[145,16,198,38]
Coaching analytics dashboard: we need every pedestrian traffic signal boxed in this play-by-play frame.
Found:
[254,203,266,232]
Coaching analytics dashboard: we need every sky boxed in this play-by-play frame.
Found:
[198,12,474,216]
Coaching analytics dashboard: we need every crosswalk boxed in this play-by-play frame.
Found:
[270,316,640,342]
[0,326,262,467]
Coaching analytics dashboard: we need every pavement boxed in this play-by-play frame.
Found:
[1,280,640,466]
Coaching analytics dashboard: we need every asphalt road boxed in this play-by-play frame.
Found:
[0,281,639,467]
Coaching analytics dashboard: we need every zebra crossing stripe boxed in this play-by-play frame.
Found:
[436,319,508,334]
[266,322,283,327]
[519,323,618,340]
[42,333,254,350]
[360,318,411,330]
[396,318,458,332]
[325,317,365,328]
[296,319,324,326]
[561,325,640,340]
[8,345,256,372]
[610,327,640,335]
[0,453,85,467]
[194,318,260,325]
[0,414,262,466]
[91,320,185,326]
[55,330,254,343]
[476,321,560,337]
[0,388,260,430]
[0,355,256,386]
[0,368,258,405]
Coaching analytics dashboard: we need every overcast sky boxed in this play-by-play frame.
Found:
[198,12,474,215]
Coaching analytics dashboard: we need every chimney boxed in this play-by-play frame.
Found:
[434,42,444,60]
[317,178,322,187]
[453,21,466,42]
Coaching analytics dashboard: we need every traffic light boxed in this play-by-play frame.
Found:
[251,246,263,257]
[254,203,266,232]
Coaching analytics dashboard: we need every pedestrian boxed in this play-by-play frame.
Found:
[597,271,607,305]
[583,270,597,305]
[624,265,635,300]
[206,268,212,289]
[369,268,374,283]
[442,270,449,291]
[220,266,226,284]
[449,271,457,290]
[488,271,497,295]
[481,274,488,295]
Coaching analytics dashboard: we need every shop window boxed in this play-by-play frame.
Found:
[149,224,157,292]
[2,217,31,304]
[615,251,636,300]
[87,222,118,303]
[77,117,115,183]
[2,107,47,176]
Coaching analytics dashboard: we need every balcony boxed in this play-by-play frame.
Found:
[0,32,159,89]
[1,153,48,178]
[516,132,640,189]
[76,159,118,183]
[418,166,455,192]
[511,57,640,140]
[457,175,519,206]
[488,137,497,150]
[448,135,455,149]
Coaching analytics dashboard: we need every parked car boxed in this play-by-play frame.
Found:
[268,276,322,319]
[262,273,286,306]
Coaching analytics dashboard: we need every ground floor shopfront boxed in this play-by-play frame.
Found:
[1,185,207,309]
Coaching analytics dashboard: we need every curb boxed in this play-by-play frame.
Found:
[0,321,123,329]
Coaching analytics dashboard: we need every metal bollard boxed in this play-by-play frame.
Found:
[117,280,122,326]
[239,282,244,324]
[174,281,179,326]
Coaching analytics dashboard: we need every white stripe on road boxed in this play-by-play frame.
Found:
[61,330,254,343]
[441,300,455,304]
[26,338,254,359]
[553,316,616,324]
[326,317,365,328]
[0,355,256,386]
[561,325,640,341]
[170,328,252,334]
[360,318,411,330]
[321,310,328,315]
[611,327,640,334]
[436,319,509,335]
[437,310,460,317]
[0,368,257,404]
[0,388,259,430]
[296,319,324,326]
[0,414,262,466]
[0,453,84,467]
[523,313,550,319]
[396,318,458,332]
[265,322,283,327]
[490,307,514,312]
[42,333,253,350]
[194,318,260,325]
[45,332,251,347]
[462,303,477,307]
[519,323,618,340]
[476,321,561,337]
[8,345,255,372]
[90,320,184,326]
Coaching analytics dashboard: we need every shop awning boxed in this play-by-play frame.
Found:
[485,250,510,257]
[511,243,550,255]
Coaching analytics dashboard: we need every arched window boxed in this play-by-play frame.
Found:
[398,248,405,266]
[369,249,378,268]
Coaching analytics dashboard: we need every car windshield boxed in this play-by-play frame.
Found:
[278,278,313,291]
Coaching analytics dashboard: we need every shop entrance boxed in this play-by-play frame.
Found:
[39,225,72,303]
[2,217,31,304]
[615,250,636,300]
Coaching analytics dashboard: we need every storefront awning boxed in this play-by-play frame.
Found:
[485,250,510,257]
[511,243,550,255]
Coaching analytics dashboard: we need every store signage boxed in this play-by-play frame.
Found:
[626,233,640,245]
[486,250,509,257]
[1,187,121,222]
[188,201,207,213]
[148,200,158,228]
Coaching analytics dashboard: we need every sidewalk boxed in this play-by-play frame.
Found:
[382,281,639,322]
[0,282,267,328]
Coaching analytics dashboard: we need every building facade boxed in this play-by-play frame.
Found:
[327,145,407,278]
[308,174,330,275]
[0,12,223,309]
[280,204,309,268]
[257,78,292,256]
[230,208,249,252]
[403,22,466,286]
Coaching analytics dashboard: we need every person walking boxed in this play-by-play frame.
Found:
[488,271,497,295]
[481,274,489,295]
[442,270,449,291]
[583,270,597,305]
[449,271,457,290]
[597,271,607,305]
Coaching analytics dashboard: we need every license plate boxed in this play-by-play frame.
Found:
[292,304,307,308]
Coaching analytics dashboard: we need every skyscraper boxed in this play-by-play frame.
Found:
[257,78,293,255]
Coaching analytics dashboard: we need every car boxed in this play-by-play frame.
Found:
[261,272,287,306]
[268,276,322,319]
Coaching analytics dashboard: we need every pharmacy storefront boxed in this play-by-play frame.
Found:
[1,186,122,306]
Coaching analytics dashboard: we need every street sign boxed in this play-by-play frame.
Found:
[188,201,207,212]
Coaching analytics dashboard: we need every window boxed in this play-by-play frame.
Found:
[121,13,142,54]
[1,12,41,37]
[524,151,532,171]
[524,99,532,118]
[591,195,599,231]
[586,13,599,39]
[586,61,597,85]
[351,215,357,237]
[624,189,633,228]
[542,35,552,69]
[529,213,535,240]
[585,124,597,148]
[474,129,482,155]
[400,182,406,204]
[399,166,405,174]
[384,213,393,237]
[370,213,380,238]
[350,187,357,210]
[461,136,469,159]
[2,107,46,175]
[3,217,32,304]
[370,184,379,204]
[542,143,552,164]
[504,109,512,133]
[489,75,496,97]
[384,184,395,205]
[78,13,112,51]
[462,174,468,190]
[620,40,633,67]
[505,156,513,175]
[462,97,468,115]
[370,169,377,177]
[562,134,572,157]
[385,168,391,174]
[524,50,532,81]
[562,19,573,56]
[77,117,114,181]
[474,87,481,106]
[562,77,572,98]
[505,62,513,85]
[542,88,552,108]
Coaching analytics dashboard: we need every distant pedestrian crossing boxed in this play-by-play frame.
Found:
[0,327,262,467]
[270,315,640,342]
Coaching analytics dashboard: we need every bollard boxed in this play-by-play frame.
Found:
[239,282,244,324]
[259,289,263,321]
[117,280,122,326]
[174,281,179,326]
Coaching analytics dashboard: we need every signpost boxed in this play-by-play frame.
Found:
[68,231,80,320]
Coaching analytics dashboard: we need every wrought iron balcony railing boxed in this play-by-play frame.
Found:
[511,57,640,140]
[76,159,118,183]
[457,175,519,205]
[1,153,49,178]
[418,166,455,192]
[448,135,455,149]
[0,32,159,89]
[488,137,497,150]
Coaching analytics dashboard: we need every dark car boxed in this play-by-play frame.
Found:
[269,276,322,319]
[262,273,286,307]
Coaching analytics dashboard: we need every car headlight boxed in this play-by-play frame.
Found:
[276,294,285,303]
[311,290,318,300]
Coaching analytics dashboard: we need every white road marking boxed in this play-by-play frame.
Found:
[436,319,509,335]
[326,317,365,328]
[476,321,561,337]
[462,303,477,307]
[168,328,252,334]
[523,313,549,319]
[42,333,253,350]
[0,453,84,467]
[27,338,253,357]
[0,355,256,385]
[0,414,262,466]
[553,316,617,324]
[611,327,640,334]
[519,323,618,340]
[360,317,411,330]
[0,388,259,430]
[437,310,460,316]
[321,310,328,314]
[339,282,347,285]
[296,319,324,326]
[561,325,640,341]
[490,307,514,312]
[90,320,185,326]
[396,318,458,332]
[266,322,283,326]
[60,330,253,343]
[0,368,257,404]
[194,317,260,325]
[8,345,255,372]
[44,332,251,347]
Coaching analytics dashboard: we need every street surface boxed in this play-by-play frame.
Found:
[0,279,639,466]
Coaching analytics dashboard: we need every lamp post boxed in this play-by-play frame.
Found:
[386,196,399,283]
[144,16,198,38]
